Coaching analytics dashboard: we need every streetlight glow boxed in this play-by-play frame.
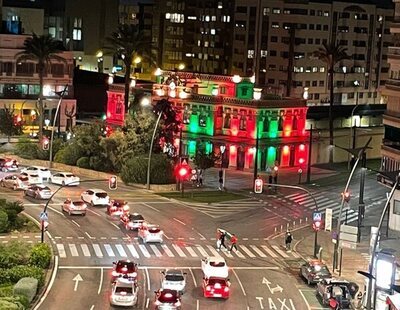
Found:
[232,75,242,83]
[134,56,142,64]
[154,68,162,76]
[178,63,185,70]
[140,97,150,106]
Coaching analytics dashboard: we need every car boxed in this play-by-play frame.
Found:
[62,199,87,216]
[110,277,138,307]
[112,260,138,283]
[50,172,80,186]
[138,224,163,243]
[316,278,352,308]
[107,199,130,216]
[300,259,332,285]
[20,172,42,184]
[20,166,51,181]
[202,277,230,299]
[24,185,53,200]
[154,289,182,310]
[161,270,187,294]
[0,158,18,172]
[201,256,229,279]
[120,213,145,230]
[80,189,110,206]
[0,174,29,190]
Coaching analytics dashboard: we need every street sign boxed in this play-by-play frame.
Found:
[325,208,333,232]
[339,240,357,250]
[339,224,358,249]
[180,156,189,166]
[39,211,48,221]
[312,212,322,222]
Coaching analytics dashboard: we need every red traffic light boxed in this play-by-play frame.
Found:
[273,165,279,172]
[178,166,189,178]
[42,137,49,151]
[312,221,322,231]
[109,175,118,190]
[298,158,305,165]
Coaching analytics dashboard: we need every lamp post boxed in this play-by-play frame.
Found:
[348,103,360,170]
[220,145,226,189]
[253,119,260,183]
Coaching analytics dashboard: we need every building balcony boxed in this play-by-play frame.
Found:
[387,47,400,60]
[383,113,400,128]
[385,79,400,92]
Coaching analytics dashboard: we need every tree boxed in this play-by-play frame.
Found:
[105,24,154,112]
[0,105,22,141]
[314,41,350,164]
[15,33,66,141]
[192,146,219,171]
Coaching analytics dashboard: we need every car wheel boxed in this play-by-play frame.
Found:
[62,181,65,186]
[1,168,7,172]
[91,200,95,207]
[0,181,4,187]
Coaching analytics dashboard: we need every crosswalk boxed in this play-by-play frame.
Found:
[283,191,362,223]
[55,242,299,260]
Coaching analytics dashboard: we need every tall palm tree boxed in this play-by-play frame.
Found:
[314,41,350,164]
[16,33,66,140]
[105,24,154,112]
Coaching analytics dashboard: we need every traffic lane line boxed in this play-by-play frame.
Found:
[173,218,186,226]
[140,202,160,213]
[232,269,247,296]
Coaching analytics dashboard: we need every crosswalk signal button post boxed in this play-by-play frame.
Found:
[109,176,118,190]
[254,178,263,194]
[342,191,350,203]
[312,220,321,231]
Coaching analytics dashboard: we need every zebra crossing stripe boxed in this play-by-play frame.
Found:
[57,244,66,258]
[138,244,151,258]
[292,251,300,258]
[233,248,246,258]
[196,245,208,257]
[69,244,78,257]
[206,245,222,257]
[271,245,289,258]
[261,245,278,258]
[93,244,103,257]
[80,244,91,257]
[172,244,186,257]
[161,244,174,257]
[250,245,267,258]
[221,248,233,258]
[239,245,256,258]
[104,244,115,257]
[126,244,139,258]
[150,245,162,257]
[115,244,127,257]
[185,246,198,257]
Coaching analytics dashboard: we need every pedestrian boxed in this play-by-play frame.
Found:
[218,230,227,251]
[198,169,203,187]
[285,230,293,251]
[229,234,238,252]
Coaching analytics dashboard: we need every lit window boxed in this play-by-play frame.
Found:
[204,41,209,47]
[324,11,329,17]
[272,8,280,14]
[73,29,81,40]
[272,22,279,28]
[312,67,318,72]
[198,53,202,59]
[211,16,216,21]
[188,16,197,20]
[218,1,223,9]
[248,50,254,59]
[263,7,270,15]
[165,13,171,19]
[261,50,267,57]
[211,29,216,35]
[205,15,210,22]
[197,40,201,46]
[319,67,325,73]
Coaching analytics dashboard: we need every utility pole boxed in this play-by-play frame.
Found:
[306,124,313,184]
[253,122,260,182]
[358,152,366,242]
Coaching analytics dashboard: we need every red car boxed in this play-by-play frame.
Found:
[111,260,138,283]
[107,199,130,216]
[202,277,230,299]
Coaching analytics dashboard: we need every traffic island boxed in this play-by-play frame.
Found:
[158,190,247,204]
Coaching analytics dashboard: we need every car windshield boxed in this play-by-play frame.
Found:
[313,265,330,273]
[73,201,86,206]
[19,176,29,181]
[40,187,51,191]
[116,262,136,272]
[165,275,184,282]
[208,278,226,285]
[65,174,75,177]
[129,214,144,221]
[40,168,48,171]
[30,174,39,177]
[210,261,225,267]
[158,291,178,303]
[95,192,108,198]
[149,228,161,233]
[115,287,133,294]
[113,200,125,206]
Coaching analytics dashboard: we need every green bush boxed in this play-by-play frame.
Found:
[76,157,90,169]
[13,277,38,303]
[29,243,51,269]
[89,156,113,172]
[0,297,25,309]
[54,144,84,165]
[0,210,8,233]
[0,242,31,269]
[14,138,38,159]
[0,201,24,230]
[6,266,44,287]
[0,284,13,297]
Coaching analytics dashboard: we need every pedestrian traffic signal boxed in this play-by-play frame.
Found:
[254,178,263,194]
[312,220,322,231]
[109,175,118,190]
[342,191,350,203]
[177,165,189,179]
[42,137,49,151]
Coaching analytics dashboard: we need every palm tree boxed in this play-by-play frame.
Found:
[105,24,154,112]
[16,33,66,140]
[314,41,350,164]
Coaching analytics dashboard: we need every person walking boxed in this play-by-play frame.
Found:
[285,230,293,251]
[217,230,227,251]
[229,234,238,252]
[198,169,203,187]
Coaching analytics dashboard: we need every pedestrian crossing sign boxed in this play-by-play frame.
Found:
[39,211,48,221]
[180,156,189,166]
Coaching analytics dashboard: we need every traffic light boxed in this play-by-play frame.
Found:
[178,166,189,179]
[342,191,350,203]
[42,137,49,151]
[254,178,263,194]
[109,175,118,190]
[312,220,322,231]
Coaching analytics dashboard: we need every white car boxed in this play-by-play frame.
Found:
[161,270,187,294]
[20,166,51,181]
[138,224,163,243]
[110,278,138,307]
[201,257,229,279]
[20,172,42,184]
[50,172,80,186]
[81,189,110,206]
[62,199,87,216]
[1,174,29,190]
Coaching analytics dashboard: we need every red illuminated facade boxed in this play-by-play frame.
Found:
[106,84,126,126]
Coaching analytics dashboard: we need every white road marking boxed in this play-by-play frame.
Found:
[90,305,94,310]
[138,244,151,258]
[86,208,101,217]
[150,245,162,257]
[47,205,64,216]
[145,268,150,291]
[85,232,94,239]
[196,245,208,257]
[59,265,281,270]
[172,244,186,257]
[233,269,246,296]
[80,244,91,257]
[104,244,115,257]
[206,245,222,257]
[71,220,80,228]
[196,300,199,310]
[92,244,103,257]
[185,246,197,257]
[221,249,233,258]
[98,267,103,295]
[110,222,120,230]
[239,245,256,258]
[250,245,267,257]
[57,244,66,258]
[161,244,174,257]
[298,289,313,310]
[233,249,246,258]
[173,218,186,226]
[115,244,127,257]
[197,232,206,240]
[126,244,139,258]
[145,298,150,308]
[261,245,278,258]
[141,202,160,212]
[69,244,78,256]
[32,256,59,310]
[163,233,172,240]
[271,245,289,258]
[188,267,197,287]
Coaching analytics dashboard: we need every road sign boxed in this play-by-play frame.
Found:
[312,212,322,222]
[339,240,357,250]
[339,224,358,249]
[180,156,189,166]
[39,211,48,221]
[325,208,333,232]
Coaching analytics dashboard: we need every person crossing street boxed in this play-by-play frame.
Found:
[217,229,227,251]
[229,234,238,252]
[285,230,293,251]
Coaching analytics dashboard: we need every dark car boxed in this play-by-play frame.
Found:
[0,158,18,172]
[316,278,354,308]
[111,260,138,283]
[120,213,145,230]
[154,289,181,310]
[300,259,332,285]
[107,199,130,216]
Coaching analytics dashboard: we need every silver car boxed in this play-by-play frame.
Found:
[24,185,53,200]
[61,199,87,216]
[1,174,29,190]
[110,278,138,307]
[161,270,187,294]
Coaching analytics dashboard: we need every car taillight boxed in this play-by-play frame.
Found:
[112,271,118,276]
[128,272,137,277]
[111,206,116,210]
[123,206,129,211]
[224,287,229,292]
[174,300,181,307]
[310,273,316,277]
[206,286,211,291]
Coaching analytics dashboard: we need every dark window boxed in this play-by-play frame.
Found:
[236,6,247,13]
[271,36,278,42]
[309,24,314,30]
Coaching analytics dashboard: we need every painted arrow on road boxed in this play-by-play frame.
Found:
[73,274,83,291]
[262,277,283,294]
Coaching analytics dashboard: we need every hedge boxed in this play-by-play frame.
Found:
[0,297,25,309]
[0,210,8,233]
[13,277,38,303]
[0,266,45,287]
[28,243,51,269]
[0,242,31,268]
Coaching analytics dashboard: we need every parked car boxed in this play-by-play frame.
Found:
[0,158,18,172]
[201,257,229,279]
[161,270,187,294]
[107,199,130,216]
[62,199,87,216]
[0,174,29,190]
[316,278,352,308]
[202,277,230,299]
[80,189,110,206]
[300,259,332,285]
[112,260,138,283]
[20,166,51,181]
[110,277,138,307]
[120,213,145,230]
[50,172,80,186]
[20,172,42,184]
[24,185,53,200]
[138,224,163,243]
[154,289,181,310]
